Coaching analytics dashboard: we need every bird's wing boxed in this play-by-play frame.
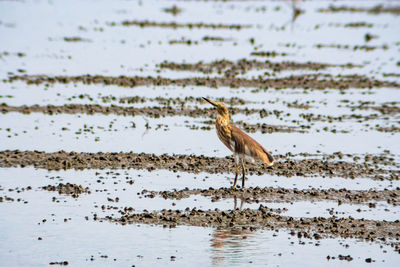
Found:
[230,125,274,166]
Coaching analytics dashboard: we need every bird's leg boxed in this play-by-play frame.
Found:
[239,196,244,210]
[233,163,239,189]
[241,161,246,188]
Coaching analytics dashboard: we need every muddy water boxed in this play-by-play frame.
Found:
[0,0,400,266]
[1,167,399,266]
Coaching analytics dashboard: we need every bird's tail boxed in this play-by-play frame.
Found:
[260,148,274,166]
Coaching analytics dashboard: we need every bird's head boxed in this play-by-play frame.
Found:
[203,97,229,117]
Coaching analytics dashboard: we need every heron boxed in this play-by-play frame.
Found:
[203,97,274,189]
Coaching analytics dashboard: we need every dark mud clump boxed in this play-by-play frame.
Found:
[104,207,400,251]
[235,121,305,133]
[143,187,400,206]
[383,73,400,78]
[42,183,90,198]
[63,37,86,42]
[318,5,400,15]
[0,102,260,118]
[187,120,302,133]
[376,126,400,133]
[0,51,26,58]
[0,150,398,180]
[158,59,350,75]
[110,20,250,30]
[344,22,373,28]
[202,36,230,42]
[49,261,69,266]
[300,112,390,123]
[315,43,388,52]
[169,36,231,45]
[162,5,182,16]
[348,101,400,115]
[169,38,199,45]
[250,51,288,57]
[327,255,353,261]
[7,74,400,90]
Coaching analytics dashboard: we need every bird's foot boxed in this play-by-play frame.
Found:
[232,185,245,191]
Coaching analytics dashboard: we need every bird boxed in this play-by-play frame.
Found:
[203,97,274,189]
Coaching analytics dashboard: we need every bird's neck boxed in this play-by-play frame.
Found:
[217,113,230,126]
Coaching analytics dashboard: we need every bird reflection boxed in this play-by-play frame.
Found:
[233,195,245,211]
[210,195,254,266]
[210,227,253,266]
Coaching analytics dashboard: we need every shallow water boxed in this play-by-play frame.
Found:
[1,219,398,266]
[1,167,399,266]
[1,112,399,156]
[1,0,399,78]
[1,0,399,265]
[1,167,399,220]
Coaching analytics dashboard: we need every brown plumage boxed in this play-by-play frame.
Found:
[203,97,274,189]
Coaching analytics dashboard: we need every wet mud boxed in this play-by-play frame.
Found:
[0,150,398,180]
[202,36,230,42]
[42,183,90,198]
[142,187,400,206]
[168,36,231,45]
[1,102,397,133]
[162,5,182,16]
[158,59,358,75]
[168,38,200,46]
[318,5,400,15]
[315,43,389,52]
[67,95,247,107]
[0,51,25,58]
[0,102,279,120]
[250,51,288,57]
[7,74,400,90]
[72,95,399,116]
[110,20,251,30]
[104,207,400,252]
[63,37,87,42]
[49,261,69,266]
[327,254,353,261]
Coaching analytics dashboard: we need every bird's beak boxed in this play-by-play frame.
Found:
[203,97,218,107]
